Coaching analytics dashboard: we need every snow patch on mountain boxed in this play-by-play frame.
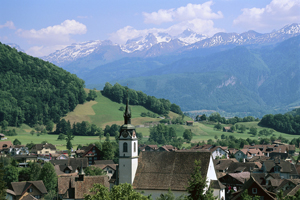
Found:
[6,43,25,52]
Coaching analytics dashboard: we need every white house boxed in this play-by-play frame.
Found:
[210,146,229,159]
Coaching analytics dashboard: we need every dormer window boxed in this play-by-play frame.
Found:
[123,142,128,152]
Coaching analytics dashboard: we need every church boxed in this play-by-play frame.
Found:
[117,96,225,199]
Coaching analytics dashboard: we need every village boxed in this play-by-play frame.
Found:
[1,100,299,200]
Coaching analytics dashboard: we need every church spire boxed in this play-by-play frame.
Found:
[124,91,131,124]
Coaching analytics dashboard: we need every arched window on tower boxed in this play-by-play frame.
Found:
[123,142,128,152]
[134,142,136,152]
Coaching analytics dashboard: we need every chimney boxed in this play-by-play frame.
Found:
[78,160,85,181]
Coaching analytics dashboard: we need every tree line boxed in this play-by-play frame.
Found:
[0,43,86,127]
[102,82,183,116]
[259,112,300,135]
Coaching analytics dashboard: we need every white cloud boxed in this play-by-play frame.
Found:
[143,1,223,24]
[17,20,87,45]
[0,21,16,29]
[110,1,224,44]
[233,0,300,31]
[109,19,224,45]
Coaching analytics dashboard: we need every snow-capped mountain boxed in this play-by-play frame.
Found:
[187,23,300,50]
[6,43,25,52]
[42,23,300,67]
[42,40,115,66]
[177,29,207,45]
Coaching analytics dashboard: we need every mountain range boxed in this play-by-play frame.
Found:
[7,23,300,117]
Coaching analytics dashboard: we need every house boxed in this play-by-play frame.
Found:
[51,153,68,160]
[144,145,158,151]
[231,176,277,200]
[0,133,5,140]
[132,151,224,200]
[31,143,56,155]
[9,145,29,156]
[157,145,177,152]
[51,158,88,176]
[275,179,300,195]
[261,159,298,179]
[210,180,226,199]
[223,126,232,132]
[0,140,13,153]
[186,121,193,126]
[214,159,236,173]
[210,146,229,159]
[57,171,109,199]
[227,162,259,173]
[219,172,250,191]
[75,144,101,165]
[14,155,38,167]
[234,148,263,161]
[10,180,48,200]
[94,160,118,180]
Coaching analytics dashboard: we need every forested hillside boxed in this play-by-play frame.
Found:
[0,43,86,127]
[102,82,183,115]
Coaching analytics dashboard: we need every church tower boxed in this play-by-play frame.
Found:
[118,95,138,184]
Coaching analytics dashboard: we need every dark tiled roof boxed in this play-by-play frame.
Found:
[31,143,56,151]
[269,179,284,187]
[213,159,234,171]
[51,158,88,174]
[210,180,226,189]
[286,184,300,196]
[94,160,115,165]
[227,162,257,173]
[58,175,109,199]
[94,164,118,171]
[133,151,212,191]
[11,181,47,196]
[251,173,266,185]
[247,156,270,162]
[231,176,276,200]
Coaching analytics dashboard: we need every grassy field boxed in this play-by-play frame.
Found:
[5,89,298,150]
[4,90,190,149]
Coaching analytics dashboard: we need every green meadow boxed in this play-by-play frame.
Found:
[4,89,298,149]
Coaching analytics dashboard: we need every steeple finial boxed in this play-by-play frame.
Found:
[124,90,131,124]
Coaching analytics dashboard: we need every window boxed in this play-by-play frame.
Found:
[123,142,128,152]
[89,157,92,160]
[108,170,113,173]
[252,188,257,194]
[27,188,33,193]
[34,195,41,199]
[134,142,136,152]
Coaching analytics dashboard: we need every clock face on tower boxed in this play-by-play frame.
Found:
[122,130,129,138]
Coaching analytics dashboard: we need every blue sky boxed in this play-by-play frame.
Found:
[1,0,299,57]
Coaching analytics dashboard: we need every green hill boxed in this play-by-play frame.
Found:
[0,42,86,126]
